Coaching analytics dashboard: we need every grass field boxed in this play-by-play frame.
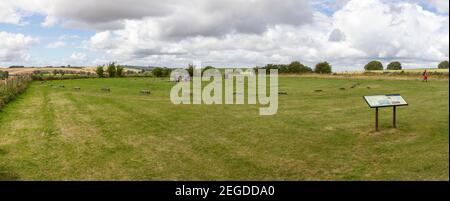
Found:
[0,77,448,180]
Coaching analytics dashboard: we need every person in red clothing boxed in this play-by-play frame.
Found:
[422,69,428,82]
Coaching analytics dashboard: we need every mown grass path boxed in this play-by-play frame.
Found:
[0,77,448,180]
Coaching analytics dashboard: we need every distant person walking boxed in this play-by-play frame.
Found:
[422,69,428,82]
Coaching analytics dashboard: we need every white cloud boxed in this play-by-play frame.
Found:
[67,52,89,66]
[83,11,364,68]
[46,41,66,48]
[3,0,449,70]
[13,0,312,36]
[41,15,58,27]
[0,0,25,24]
[46,34,81,49]
[15,0,174,29]
[58,35,80,40]
[0,32,38,63]
[427,0,449,14]
[70,52,88,61]
[82,0,447,70]
[332,0,449,63]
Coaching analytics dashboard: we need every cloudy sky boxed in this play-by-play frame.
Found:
[0,0,448,71]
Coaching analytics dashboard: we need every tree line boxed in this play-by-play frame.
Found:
[92,59,449,78]
[148,61,333,78]
[258,61,332,74]
[96,62,125,77]
[364,60,449,70]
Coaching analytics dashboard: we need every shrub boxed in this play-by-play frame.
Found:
[161,67,172,77]
[314,62,332,74]
[152,67,164,77]
[116,66,124,77]
[151,67,172,77]
[261,62,312,74]
[387,61,402,70]
[278,65,288,73]
[0,75,33,110]
[107,62,117,77]
[438,60,449,69]
[0,70,9,79]
[365,61,383,70]
[96,66,104,77]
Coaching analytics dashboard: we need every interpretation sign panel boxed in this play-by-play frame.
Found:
[363,94,408,108]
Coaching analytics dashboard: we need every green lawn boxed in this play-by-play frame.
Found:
[0,77,448,180]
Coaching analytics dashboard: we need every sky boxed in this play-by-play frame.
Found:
[0,0,448,71]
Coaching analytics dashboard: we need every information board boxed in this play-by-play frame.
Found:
[363,94,408,108]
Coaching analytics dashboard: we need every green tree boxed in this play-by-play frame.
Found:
[364,61,383,70]
[278,64,288,73]
[96,66,104,77]
[106,62,117,77]
[288,61,313,73]
[288,61,302,73]
[0,70,9,79]
[314,62,332,74]
[116,66,124,77]
[387,61,402,70]
[438,60,449,69]
[161,67,172,77]
[152,67,163,77]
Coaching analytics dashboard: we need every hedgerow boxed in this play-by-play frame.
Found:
[0,74,33,110]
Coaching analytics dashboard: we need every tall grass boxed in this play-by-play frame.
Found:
[0,74,33,109]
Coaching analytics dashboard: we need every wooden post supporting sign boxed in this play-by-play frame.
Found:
[363,94,408,131]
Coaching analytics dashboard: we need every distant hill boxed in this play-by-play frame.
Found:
[118,65,159,71]
[2,67,95,75]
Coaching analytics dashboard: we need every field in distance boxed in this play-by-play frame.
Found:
[1,67,96,75]
[0,76,448,180]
